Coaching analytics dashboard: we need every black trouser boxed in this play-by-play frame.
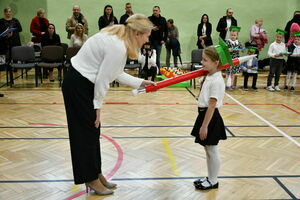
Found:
[267,58,284,86]
[62,66,102,184]
[243,72,257,88]
[141,66,157,81]
[151,40,162,69]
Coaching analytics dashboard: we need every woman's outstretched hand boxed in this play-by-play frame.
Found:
[140,80,156,88]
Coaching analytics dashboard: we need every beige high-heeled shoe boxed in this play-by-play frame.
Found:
[85,183,114,195]
[98,175,117,189]
[102,182,117,189]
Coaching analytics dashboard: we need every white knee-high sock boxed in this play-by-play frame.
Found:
[286,71,292,87]
[292,72,297,87]
[205,145,220,185]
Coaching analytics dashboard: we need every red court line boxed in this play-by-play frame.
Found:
[64,133,123,200]
[27,123,123,200]
[281,104,300,115]
[0,102,64,105]
[0,102,195,105]
[0,102,285,106]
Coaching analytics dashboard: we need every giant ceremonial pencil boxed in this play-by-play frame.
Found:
[132,55,256,96]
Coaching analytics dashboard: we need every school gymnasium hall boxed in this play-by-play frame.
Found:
[0,0,299,199]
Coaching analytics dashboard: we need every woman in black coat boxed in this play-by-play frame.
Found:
[41,23,61,82]
[197,14,213,49]
[41,23,61,47]
[0,7,22,59]
[98,5,118,30]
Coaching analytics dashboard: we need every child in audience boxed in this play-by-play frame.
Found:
[225,26,243,90]
[266,29,287,91]
[285,32,300,91]
[138,42,158,81]
[241,47,258,90]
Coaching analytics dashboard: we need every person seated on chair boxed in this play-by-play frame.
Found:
[241,47,258,91]
[69,23,88,48]
[138,42,158,81]
[41,23,61,82]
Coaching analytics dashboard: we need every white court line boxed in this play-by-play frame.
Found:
[225,93,300,148]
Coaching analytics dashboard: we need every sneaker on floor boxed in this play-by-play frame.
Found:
[290,87,295,91]
[284,85,288,90]
[266,86,275,91]
[243,87,248,91]
[274,86,280,91]
[252,87,258,91]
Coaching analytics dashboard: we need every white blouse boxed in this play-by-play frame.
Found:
[202,24,206,35]
[267,41,286,59]
[71,32,144,109]
[69,34,88,48]
[198,71,225,108]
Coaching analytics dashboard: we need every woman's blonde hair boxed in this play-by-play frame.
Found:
[255,18,263,24]
[203,46,222,68]
[101,14,153,59]
[74,23,85,42]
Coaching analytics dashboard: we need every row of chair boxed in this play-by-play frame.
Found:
[4,45,201,88]
[8,45,80,87]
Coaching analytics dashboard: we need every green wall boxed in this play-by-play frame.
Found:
[1,0,299,62]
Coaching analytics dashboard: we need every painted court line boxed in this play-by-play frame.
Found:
[1,175,299,183]
[225,127,236,137]
[273,177,297,199]
[162,138,181,176]
[0,101,299,113]
[0,123,300,129]
[0,125,299,129]
[1,176,298,199]
[1,135,300,140]
[63,134,124,200]
[225,93,300,147]
[281,104,300,115]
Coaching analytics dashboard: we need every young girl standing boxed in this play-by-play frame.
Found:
[191,46,227,190]
[285,32,300,91]
[225,27,243,90]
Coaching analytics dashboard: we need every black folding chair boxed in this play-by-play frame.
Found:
[190,49,203,88]
[37,46,64,86]
[9,46,37,87]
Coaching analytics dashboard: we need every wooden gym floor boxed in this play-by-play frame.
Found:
[0,70,299,200]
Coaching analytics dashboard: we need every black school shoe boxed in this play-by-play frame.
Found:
[193,177,208,186]
[290,87,295,91]
[195,179,219,190]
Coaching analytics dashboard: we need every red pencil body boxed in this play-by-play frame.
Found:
[145,58,240,93]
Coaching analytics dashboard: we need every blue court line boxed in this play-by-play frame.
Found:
[225,127,236,137]
[0,176,298,198]
[1,175,299,183]
[0,125,299,129]
[273,177,297,199]
[0,135,299,140]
